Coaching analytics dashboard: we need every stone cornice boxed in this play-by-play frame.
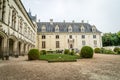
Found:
[13,0,36,32]
[37,32,101,35]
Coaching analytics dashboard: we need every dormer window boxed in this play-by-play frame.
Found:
[55,25,59,32]
[92,26,96,32]
[42,25,46,32]
[81,25,85,32]
[68,25,72,32]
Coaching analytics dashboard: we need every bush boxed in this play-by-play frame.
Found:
[117,50,120,54]
[104,49,115,54]
[80,46,94,58]
[70,50,75,55]
[28,49,40,60]
[114,47,120,52]
[56,50,63,53]
[94,48,101,53]
[40,50,47,55]
[64,49,70,54]
[100,48,105,53]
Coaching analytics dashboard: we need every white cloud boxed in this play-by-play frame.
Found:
[21,0,120,33]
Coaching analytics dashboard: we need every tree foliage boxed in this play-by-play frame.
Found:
[102,31,120,46]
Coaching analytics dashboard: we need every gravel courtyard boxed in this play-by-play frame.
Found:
[0,54,120,80]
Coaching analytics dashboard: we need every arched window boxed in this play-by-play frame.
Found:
[68,25,72,32]
[42,25,46,32]
[81,25,85,32]
[92,26,96,32]
[19,17,23,33]
[12,10,16,29]
[55,25,59,32]
[24,23,27,35]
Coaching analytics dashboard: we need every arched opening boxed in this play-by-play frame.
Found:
[9,39,14,56]
[0,36,3,58]
[18,42,21,56]
[23,44,26,56]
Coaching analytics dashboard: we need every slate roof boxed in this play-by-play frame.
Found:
[37,22,101,33]
[28,12,37,22]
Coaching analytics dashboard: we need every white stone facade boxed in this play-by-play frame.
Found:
[36,20,102,51]
[0,0,37,59]
[37,32,102,51]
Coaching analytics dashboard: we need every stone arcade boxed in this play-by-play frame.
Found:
[0,0,37,59]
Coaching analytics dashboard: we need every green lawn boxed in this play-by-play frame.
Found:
[39,54,80,62]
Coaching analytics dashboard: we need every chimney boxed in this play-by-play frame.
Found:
[81,20,84,23]
[28,8,31,16]
[35,14,37,22]
[87,20,89,23]
[63,20,65,23]
[72,20,75,23]
[50,19,53,25]
[38,19,40,22]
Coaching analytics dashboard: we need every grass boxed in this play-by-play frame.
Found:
[39,54,80,62]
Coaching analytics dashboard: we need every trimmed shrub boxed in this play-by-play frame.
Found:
[94,48,101,53]
[56,50,63,53]
[28,49,40,60]
[40,50,47,55]
[80,46,94,58]
[64,49,70,54]
[114,47,120,52]
[70,50,75,55]
[117,50,120,54]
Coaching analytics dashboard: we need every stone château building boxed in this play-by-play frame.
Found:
[36,19,102,51]
[0,0,37,59]
[0,0,102,60]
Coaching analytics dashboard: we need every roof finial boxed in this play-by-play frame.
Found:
[29,8,31,15]
[63,20,65,23]
[50,19,53,25]
[87,20,89,23]
[81,20,84,23]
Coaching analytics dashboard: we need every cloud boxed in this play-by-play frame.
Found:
[21,0,120,32]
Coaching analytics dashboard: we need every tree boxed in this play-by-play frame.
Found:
[102,31,120,46]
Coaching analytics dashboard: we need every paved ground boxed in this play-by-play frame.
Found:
[0,54,120,80]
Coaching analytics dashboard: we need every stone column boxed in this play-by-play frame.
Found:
[13,41,19,57]
[2,0,7,22]
[0,0,3,20]
[3,38,9,60]
[25,44,30,55]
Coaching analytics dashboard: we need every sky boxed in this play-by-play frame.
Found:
[21,0,120,33]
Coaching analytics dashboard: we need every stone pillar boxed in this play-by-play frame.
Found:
[3,38,9,60]
[24,44,26,55]
[0,0,3,20]
[25,44,30,55]
[29,45,32,50]
[13,41,19,57]
[2,0,7,23]
[28,44,31,51]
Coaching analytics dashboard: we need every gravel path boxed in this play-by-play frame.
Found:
[0,54,120,80]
